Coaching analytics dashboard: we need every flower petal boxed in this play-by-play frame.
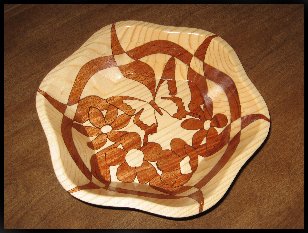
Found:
[107,96,135,115]
[211,113,228,128]
[161,170,178,186]
[105,147,126,166]
[161,170,192,188]
[206,127,219,152]
[84,126,102,137]
[181,118,203,130]
[174,173,192,187]
[107,131,127,142]
[156,150,180,172]
[90,154,110,184]
[149,175,164,188]
[141,142,163,162]
[120,132,142,151]
[170,138,187,157]
[89,107,106,128]
[87,133,107,150]
[105,105,118,125]
[136,161,158,184]
[118,60,156,99]
[195,144,207,157]
[192,129,207,147]
[189,105,206,121]
[116,162,136,183]
[74,96,109,123]
[73,123,101,137]
[111,114,131,130]
[205,125,231,157]
[207,127,218,139]
[185,145,199,172]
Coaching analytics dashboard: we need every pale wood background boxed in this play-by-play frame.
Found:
[4,4,304,229]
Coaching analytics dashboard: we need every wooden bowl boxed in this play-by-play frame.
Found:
[36,20,270,218]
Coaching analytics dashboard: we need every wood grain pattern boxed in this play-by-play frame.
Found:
[5,5,302,228]
[35,20,270,218]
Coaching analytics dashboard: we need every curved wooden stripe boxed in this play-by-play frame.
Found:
[111,24,126,55]
[204,63,241,122]
[194,113,269,190]
[68,181,101,193]
[114,29,241,125]
[61,115,92,180]
[160,96,189,119]
[187,67,212,120]
[38,90,93,181]
[191,124,231,157]
[118,60,156,97]
[38,89,66,114]
[195,131,241,190]
[68,112,269,213]
[241,113,270,129]
[156,57,177,96]
[127,40,193,64]
[194,35,218,61]
[67,55,117,105]
[188,189,205,213]
[37,21,271,217]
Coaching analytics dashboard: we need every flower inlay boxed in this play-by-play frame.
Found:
[37,22,270,215]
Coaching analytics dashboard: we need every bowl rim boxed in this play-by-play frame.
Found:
[36,20,271,218]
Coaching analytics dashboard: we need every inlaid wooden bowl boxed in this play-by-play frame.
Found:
[36,20,270,218]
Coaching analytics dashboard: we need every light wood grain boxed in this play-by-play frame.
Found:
[36,20,270,218]
[5,4,303,229]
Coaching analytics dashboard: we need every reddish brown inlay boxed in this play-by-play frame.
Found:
[127,40,193,64]
[68,55,117,105]
[181,118,204,130]
[156,57,177,96]
[74,96,109,123]
[204,63,241,122]
[111,24,126,55]
[133,109,158,144]
[241,113,270,129]
[61,115,92,180]
[161,96,189,119]
[40,23,270,214]
[90,154,110,185]
[68,182,100,193]
[194,130,241,189]
[149,100,163,115]
[187,68,212,121]
[38,89,67,114]
[188,189,205,213]
[211,113,228,128]
[119,60,156,97]
[194,35,217,61]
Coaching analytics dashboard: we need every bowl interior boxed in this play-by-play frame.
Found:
[37,21,270,216]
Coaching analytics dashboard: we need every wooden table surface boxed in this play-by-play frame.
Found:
[4,4,304,229]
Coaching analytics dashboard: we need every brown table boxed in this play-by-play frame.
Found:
[4,4,304,229]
